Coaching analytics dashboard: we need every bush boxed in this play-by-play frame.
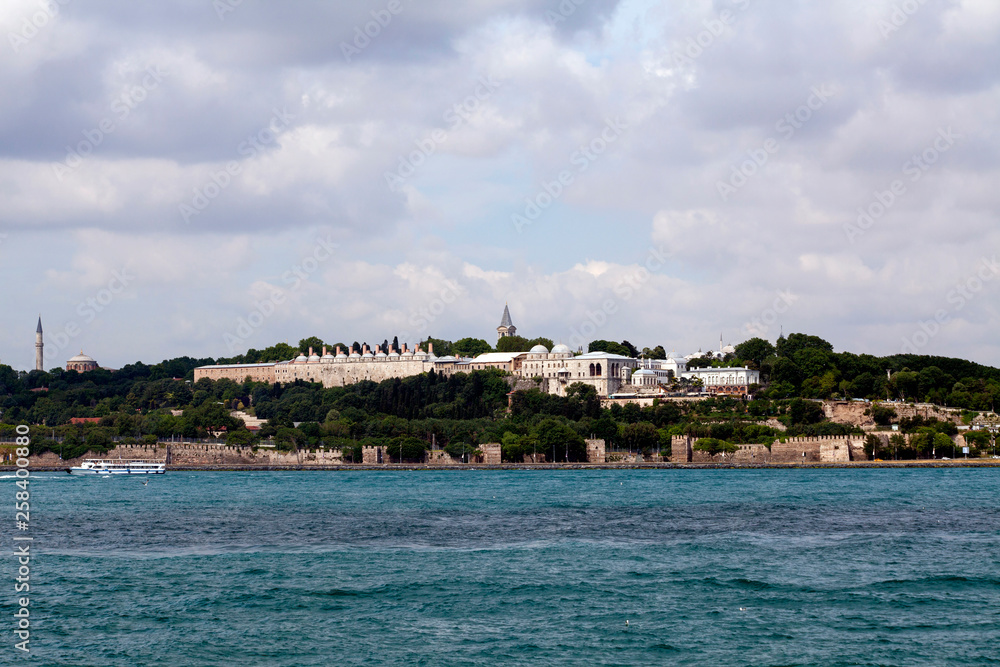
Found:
[693,438,737,455]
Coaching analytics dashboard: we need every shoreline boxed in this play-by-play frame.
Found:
[8,460,1000,472]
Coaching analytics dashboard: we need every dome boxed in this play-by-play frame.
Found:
[388,350,400,358]
[375,351,387,358]
[362,351,374,358]
[295,354,307,363]
[349,350,361,358]
[308,354,320,362]
[401,349,414,357]
[68,352,96,363]
[551,343,572,354]
[530,344,549,354]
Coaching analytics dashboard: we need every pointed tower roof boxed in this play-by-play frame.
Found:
[499,304,513,328]
[36,316,42,334]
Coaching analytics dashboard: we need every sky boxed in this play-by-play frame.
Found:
[2,0,999,371]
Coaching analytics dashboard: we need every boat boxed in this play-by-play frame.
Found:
[67,458,166,475]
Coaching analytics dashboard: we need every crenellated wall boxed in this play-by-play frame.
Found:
[670,434,869,463]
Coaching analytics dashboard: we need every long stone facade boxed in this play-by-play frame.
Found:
[670,434,870,463]
[195,343,463,388]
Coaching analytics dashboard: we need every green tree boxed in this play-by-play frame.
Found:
[693,438,738,455]
[776,333,833,358]
[588,340,630,356]
[388,436,427,462]
[534,418,587,462]
[734,338,776,368]
[497,335,533,353]
[298,337,325,353]
[423,337,453,356]
[452,338,493,358]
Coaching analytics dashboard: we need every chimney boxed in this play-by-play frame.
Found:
[375,345,381,354]
[363,344,369,355]
[428,343,434,355]
[416,344,422,353]
[322,346,327,356]
[336,345,341,356]
[403,343,408,353]
[308,347,314,357]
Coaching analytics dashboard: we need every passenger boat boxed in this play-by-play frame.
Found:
[67,458,166,475]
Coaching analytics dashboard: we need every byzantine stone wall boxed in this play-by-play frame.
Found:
[586,439,606,463]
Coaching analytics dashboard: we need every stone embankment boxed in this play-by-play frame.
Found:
[821,400,971,430]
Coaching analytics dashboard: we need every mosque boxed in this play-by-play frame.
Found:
[32,318,101,373]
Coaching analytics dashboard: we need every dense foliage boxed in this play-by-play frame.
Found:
[3,331,998,462]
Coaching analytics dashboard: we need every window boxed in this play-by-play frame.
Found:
[596,363,602,376]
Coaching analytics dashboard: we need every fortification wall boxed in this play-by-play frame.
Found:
[670,434,868,464]
[586,439,606,464]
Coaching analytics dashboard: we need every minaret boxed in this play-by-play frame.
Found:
[35,317,43,371]
[497,303,516,342]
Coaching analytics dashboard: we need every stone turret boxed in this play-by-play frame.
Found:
[497,304,516,342]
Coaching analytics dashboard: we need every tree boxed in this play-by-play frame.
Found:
[620,341,640,358]
[422,337,453,356]
[776,333,833,358]
[452,338,493,358]
[388,436,427,462]
[693,438,737,455]
[589,340,630,356]
[788,398,825,425]
[528,337,555,350]
[621,422,659,453]
[496,335,533,353]
[734,338,776,368]
[534,418,587,462]
[298,337,325,353]
[640,346,666,360]
[565,382,600,418]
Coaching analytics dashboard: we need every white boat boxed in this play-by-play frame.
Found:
[67,458,166,475]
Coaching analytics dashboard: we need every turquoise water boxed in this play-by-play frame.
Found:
[8,469,1000,665]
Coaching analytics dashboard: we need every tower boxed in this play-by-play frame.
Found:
[497,304,516,342]
[35,317,43,371]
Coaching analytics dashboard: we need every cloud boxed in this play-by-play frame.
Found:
[2,0,1000,369]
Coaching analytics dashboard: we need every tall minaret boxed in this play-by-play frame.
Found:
[35,317,43,371]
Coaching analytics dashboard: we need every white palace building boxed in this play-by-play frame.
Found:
[194,307,760,397]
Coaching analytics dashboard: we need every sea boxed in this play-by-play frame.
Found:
[6,468,1000,666]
